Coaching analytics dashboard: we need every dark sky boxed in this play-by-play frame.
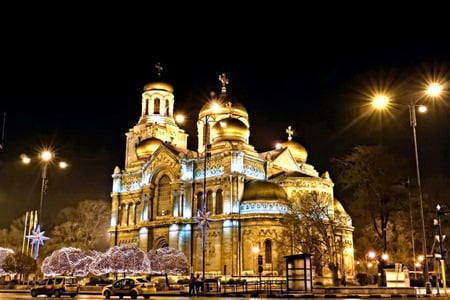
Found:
[1,6,450,228]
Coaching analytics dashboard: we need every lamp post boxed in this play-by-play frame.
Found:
[193,103,220,286]
[408,99,432,293]
[201,113,211,283]
[371,83,443,293]
[409,82,443,294]
[22,150,67,260]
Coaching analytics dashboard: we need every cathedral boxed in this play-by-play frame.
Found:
[109,70,355,285]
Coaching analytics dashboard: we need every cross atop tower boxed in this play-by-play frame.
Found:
[219,73,229,94]
[286,126,294,141]
[155,62,163,78]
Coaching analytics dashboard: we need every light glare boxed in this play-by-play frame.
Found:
[426,82,442,97]
[372,94,389,109]
[40,151,53,161]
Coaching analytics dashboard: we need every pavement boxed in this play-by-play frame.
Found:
[2,286,447,298]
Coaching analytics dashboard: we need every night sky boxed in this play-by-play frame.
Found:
[1,7,450,228]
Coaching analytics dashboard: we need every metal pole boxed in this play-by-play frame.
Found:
[39,163,48,226]
[409,102,431,294]
[202,115,209,287]
[407,178,417,278]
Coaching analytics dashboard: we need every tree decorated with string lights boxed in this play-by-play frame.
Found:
[89,244,151,278]
[0,247,15,276]
[41,247,99,277]
[147,246,189,286]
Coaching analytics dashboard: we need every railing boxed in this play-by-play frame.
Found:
[219,280,286,294]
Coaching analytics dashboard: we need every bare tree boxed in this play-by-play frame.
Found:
[332,145,410,283]
[280,191,348,286]
[48,199,111,253]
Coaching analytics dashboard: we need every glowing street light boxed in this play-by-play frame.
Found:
[21,149,68,260]
[409,83,443,293]
[22,150,68,223]
[371,82,444,293]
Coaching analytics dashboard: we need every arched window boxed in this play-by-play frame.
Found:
[207,191,213,212]
[165,99,170,116]
[264,239,272,263]
[215,189,223,214]
[197,192,203,211]
[157,175,171,216]
[154,98,160,114]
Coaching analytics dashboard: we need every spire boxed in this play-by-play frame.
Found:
[155,62,163,78]
[286,125,293,141]
[218,73,229,95]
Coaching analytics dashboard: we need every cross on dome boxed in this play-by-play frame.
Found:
[155,62,163,78]
[286,126,294,141]
[219,73,229,94]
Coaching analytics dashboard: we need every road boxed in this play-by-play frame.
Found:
[5,292,450,300]
[0,293,310,300]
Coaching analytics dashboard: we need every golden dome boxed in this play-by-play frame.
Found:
[136,137,163,159]
[210,117,249,143]
[334,199,348,215]
[143,81,174,93]
[281,140,308,163]
[242,180,288,201]
[199,101,248,120]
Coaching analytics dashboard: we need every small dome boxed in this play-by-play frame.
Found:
[210,117,249,143]
[242,180,288,201]
[136,137,163,159]
[334,199,348,215]
[281,140,308,163]
[199,101,248,120]
[143,82,174,93]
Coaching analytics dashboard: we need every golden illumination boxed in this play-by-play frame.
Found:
[426,82,443,97]
[59,161,68,169]
[372,94,390,110]
[417,105,427,113]
[175,114,185,123]
[21,154,31,164]
[252,246,260,254]
[40,150,53,161]
[143,81,174,93]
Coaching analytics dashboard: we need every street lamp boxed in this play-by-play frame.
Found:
[371,82,443,293]
[409,82,443,294]
[192,101,221,284]
[22,150,68,223]
[21,149,68,260]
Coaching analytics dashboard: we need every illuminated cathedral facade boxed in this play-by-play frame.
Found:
[109,72,355,284]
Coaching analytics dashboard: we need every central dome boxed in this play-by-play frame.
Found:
[242,180,288,201]
[136,137,163,159]
[210,117,249,143]
[199,100,248,120]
